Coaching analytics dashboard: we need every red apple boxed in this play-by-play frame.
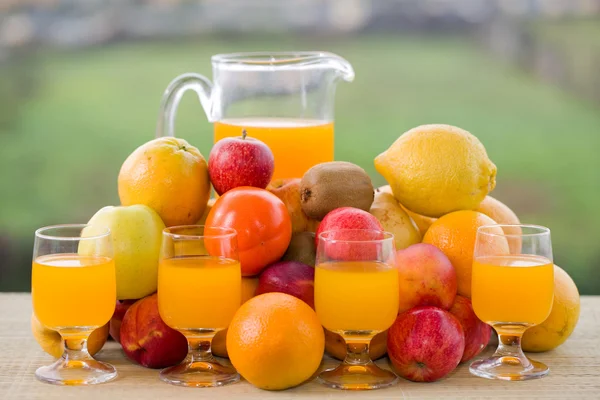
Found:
[395,243,457,313]
[388,306,464,382]
[449,295,492,362]
[109,299,137,343]
[208,131,274,195]
[316,207,384,261]
[255,261,315,308]
[120,294,188,368]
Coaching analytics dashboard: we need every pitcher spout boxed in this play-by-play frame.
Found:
[321,52,355,83]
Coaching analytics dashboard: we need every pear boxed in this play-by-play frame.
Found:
[369,191,421,250]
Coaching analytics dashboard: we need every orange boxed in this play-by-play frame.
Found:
[118,137,211,227]
[212,277,259,358]
[423,210,509,298]
[206,187,292,276]
[226,293,324,390]
[522,265,580,352]
[477,196,522,253]
[325,329,387,361]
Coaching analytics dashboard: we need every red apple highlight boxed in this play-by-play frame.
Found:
[395,243,457,313]
[255,261,315,308]
[316,207,384,261]
[388,306,464,382]
[109,299,136,343]
[449,295,492,362]
[120,294,188,368]
[208,131,274,195]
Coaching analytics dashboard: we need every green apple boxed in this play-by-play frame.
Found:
[369,191,421,250]
[81,205,165,299]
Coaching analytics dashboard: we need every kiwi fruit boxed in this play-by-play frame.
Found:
[300,161,374,220]
[281,232,316,267]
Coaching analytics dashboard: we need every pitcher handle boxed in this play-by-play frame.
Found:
[155,73,214,138]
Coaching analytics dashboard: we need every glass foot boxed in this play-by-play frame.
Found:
[160,357,240,388]
[35,357,117,385]
[470,355,549,381]
[318,362,398,390]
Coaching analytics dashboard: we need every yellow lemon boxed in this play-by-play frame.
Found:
[374,124,497,218]
[522,265,580,352]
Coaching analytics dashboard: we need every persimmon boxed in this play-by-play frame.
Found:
[205,187,292,276]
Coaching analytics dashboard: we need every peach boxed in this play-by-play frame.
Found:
[120,294,188,368]
[395,243,457,314]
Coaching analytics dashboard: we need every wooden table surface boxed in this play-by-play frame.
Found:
[1,293,598,399]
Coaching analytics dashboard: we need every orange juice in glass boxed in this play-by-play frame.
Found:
[472,254,554,325]
[33,254,116,329]
[314,229,399,390]
[158,256,241,330]
[156,52,354,179]
[31,224,117,385]
[157,225,241,388]
[315,261,398,333]
[470,224,554,382]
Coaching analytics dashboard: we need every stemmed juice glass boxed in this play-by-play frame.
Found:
[470,224,554,381]
[157,225,241,387]
[314,229,399,390]
[32,224,117,385]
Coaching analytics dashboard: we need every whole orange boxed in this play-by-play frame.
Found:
[423,210,509,298]
[477,196,521,253]
[118,137,211,227]
[226,293,324,390]
[522,265,580,352]
[205,187,292,276]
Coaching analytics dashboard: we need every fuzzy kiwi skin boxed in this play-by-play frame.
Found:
[300,161,375,220]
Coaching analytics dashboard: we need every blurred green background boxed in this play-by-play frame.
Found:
[1,2,599,294]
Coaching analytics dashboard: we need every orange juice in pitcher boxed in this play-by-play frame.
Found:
[156,52,353,179]
[214,118,334,179]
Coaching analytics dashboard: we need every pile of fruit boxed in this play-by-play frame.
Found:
[32,124,581,390]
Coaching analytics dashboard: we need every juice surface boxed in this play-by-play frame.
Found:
[214,118,334,180]
[472,254,554,326]
[315,261,399,333]
[32,254,116,329]
[158,256,241,330]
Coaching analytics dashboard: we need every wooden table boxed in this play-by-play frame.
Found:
[1,293,598,399]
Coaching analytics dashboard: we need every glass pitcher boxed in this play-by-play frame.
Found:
[156,52,354,180]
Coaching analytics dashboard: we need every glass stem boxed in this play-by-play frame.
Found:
[187,336,215,363]
[493,325,531,368]
[61,330,93,362]
[343,337,373,366]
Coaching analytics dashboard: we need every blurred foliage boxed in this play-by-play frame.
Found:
[0,32,598,293]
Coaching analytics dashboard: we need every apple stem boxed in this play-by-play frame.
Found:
[242,129,247,140]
